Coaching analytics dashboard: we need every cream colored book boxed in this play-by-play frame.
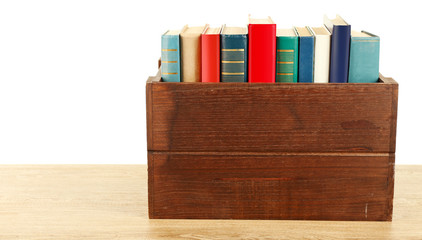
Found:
[310,26,331,83]
[180,25,208,82]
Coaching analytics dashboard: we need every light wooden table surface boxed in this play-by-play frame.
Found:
[0,165,421,239]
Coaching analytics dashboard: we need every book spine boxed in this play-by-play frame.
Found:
[276,36,298,83]
[348,36,380,83]
[221,34,248,82]
[161,35,180,82]
[298,36,314,83]
[180,34,202,82]
[202,34,220,82]
[248,24,276,83]
[329,25,351,83]
[313,34,331,83]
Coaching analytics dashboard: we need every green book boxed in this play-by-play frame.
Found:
[276,29,299,83]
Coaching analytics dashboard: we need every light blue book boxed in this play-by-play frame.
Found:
[348,31,380,83]
[161,29,182,82]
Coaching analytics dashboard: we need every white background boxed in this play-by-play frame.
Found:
[0,0,420,164]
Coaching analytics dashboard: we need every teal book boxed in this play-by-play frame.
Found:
[348,31,380,83]
[161,28,182,82]
[220,26,248,82]
[276,29,299,82]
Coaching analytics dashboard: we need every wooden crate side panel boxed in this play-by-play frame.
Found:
[389,83,398,153]
[149,152,393,221]
[146,70,162,150]
[147,152,154,218]
[386,153,395,221]
[150,82,394,153]
[146,79,153,150]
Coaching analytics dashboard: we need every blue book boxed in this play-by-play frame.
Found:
[324,15,351,83]
[220,26,248,82]
[295,27,314,83]
[161,29,182,82]
[348,31,380,83]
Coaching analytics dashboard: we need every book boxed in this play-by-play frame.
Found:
[310,26,331,83]
[348,31,380,83]
[161,28,183,82]
[201,26,222,82]
[276,28,298,83]
[180,25,208,82]
[295,26,314,83]
[324,15,351,83]
[220,26,248,82]
[248,16,276,83]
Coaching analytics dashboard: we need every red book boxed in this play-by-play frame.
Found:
[201,27,221,82]
[248,17,276,83]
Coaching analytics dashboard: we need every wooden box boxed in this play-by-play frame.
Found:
[146,70,398,221]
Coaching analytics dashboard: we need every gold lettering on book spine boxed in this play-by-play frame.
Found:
[222,61,245,63]
[222,72,244,75]
[222,49,245,51]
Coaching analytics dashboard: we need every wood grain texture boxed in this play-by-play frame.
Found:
[146,72,398,221]
[149,152,393,220]
[0,165,421,240]
[146,73,398,153]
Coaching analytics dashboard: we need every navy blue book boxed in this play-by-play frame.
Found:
[220,26,248,82]
[295,27,314,83]
[324,15,351,83]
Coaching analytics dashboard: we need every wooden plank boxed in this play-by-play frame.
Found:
[148,152,155,219]
[389,79,398,153]
[147,74,397,153]
[0,165,421,239]
[379,73,398,84]
[146,75,153,150]
[149,152,393,220]
[386,153,396,220]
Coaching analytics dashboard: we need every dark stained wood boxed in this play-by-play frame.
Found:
[146,77,153,150]
[389,80,398,153]
[149,152,394,221]
[146,70,162,150]
[146,71,398,221]
[386,153,395,221]
[146,72,398,153]
[148,152,154,219]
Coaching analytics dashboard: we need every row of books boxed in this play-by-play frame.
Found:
[161,15,380,83]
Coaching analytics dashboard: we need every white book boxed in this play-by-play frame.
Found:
[309,26,331,83]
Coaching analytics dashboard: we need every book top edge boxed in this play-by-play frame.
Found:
[249,16,274,24]
[276,28,296,36]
